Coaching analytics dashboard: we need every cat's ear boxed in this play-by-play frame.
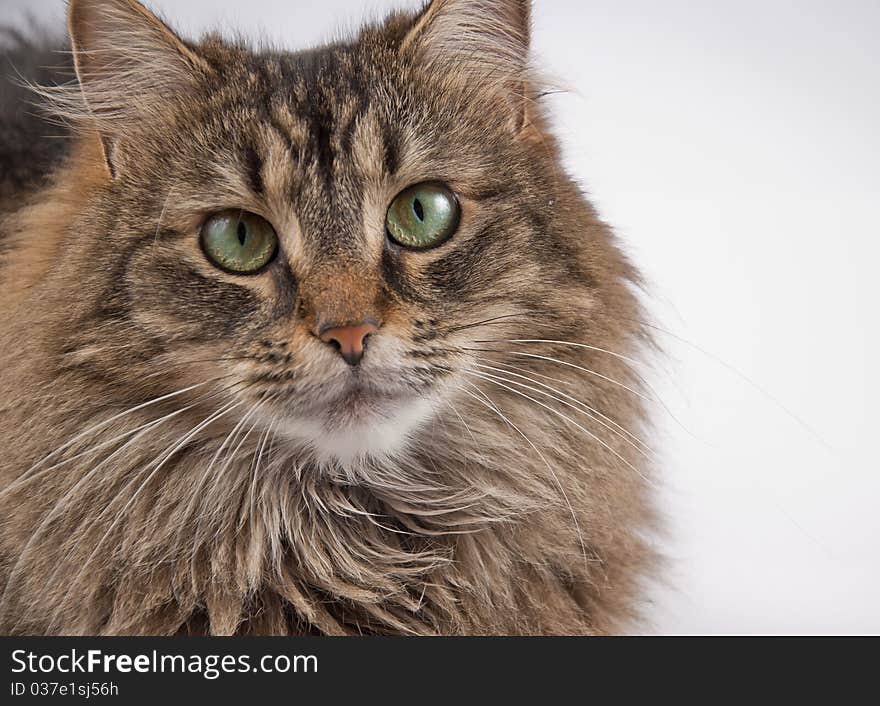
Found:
[402,0,531,131]
[66,0,209,175]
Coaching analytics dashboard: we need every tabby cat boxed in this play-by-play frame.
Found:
[0,0,656,635]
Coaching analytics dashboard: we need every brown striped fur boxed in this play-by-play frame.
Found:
[0,0,657,635]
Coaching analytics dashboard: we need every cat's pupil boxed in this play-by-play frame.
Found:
[413,198,425,222]
[237,221,247,246]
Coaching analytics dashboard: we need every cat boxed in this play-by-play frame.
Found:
[0,0,657,635]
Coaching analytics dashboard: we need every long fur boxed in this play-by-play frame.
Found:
[0,0,658,635]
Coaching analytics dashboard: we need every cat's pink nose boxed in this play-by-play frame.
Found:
[319,321,378,366]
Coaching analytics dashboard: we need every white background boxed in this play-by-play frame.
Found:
[5,0,879,634]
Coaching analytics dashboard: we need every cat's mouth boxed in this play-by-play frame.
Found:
[315,379,426,431]
[280,375,410,418]
[331,383,408,411]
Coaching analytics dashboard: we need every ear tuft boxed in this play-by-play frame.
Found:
[402,0,531,128]
[403,0,531,70]
[63,0,207,125]
[51,0,209,175]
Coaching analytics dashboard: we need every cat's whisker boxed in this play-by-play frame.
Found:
[2,356,241,421]
[476,338,645,368]
[181,392,278,582]
[0,400,200,613]
[242,413,278,532]
[22,380,210,469]
[464,370,653,485]
[458,380,596,575]
[474,336,669,408]
[456,316,541,330]
[0,379,233,503]
[1,407,190,504]
[471,362,655,457]
[467,348,652,403]
[474,358,574,387]
[46,398,245,632]
[476,338,703,444]
[197,394,271,549]
[0,376,249,504]
[444,399,480,459]
[593,312,835,451]
[445,313,532,334]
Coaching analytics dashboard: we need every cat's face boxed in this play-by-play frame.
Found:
[58,0,594,466]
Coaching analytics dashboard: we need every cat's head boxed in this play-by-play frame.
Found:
[44,0,623,468]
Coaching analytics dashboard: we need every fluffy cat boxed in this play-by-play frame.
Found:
[0,0,656,635]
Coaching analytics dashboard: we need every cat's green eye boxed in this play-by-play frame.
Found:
[200,210,278,275]
[386,182,460,250]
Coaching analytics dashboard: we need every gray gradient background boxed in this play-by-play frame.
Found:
[4,0,879,634]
